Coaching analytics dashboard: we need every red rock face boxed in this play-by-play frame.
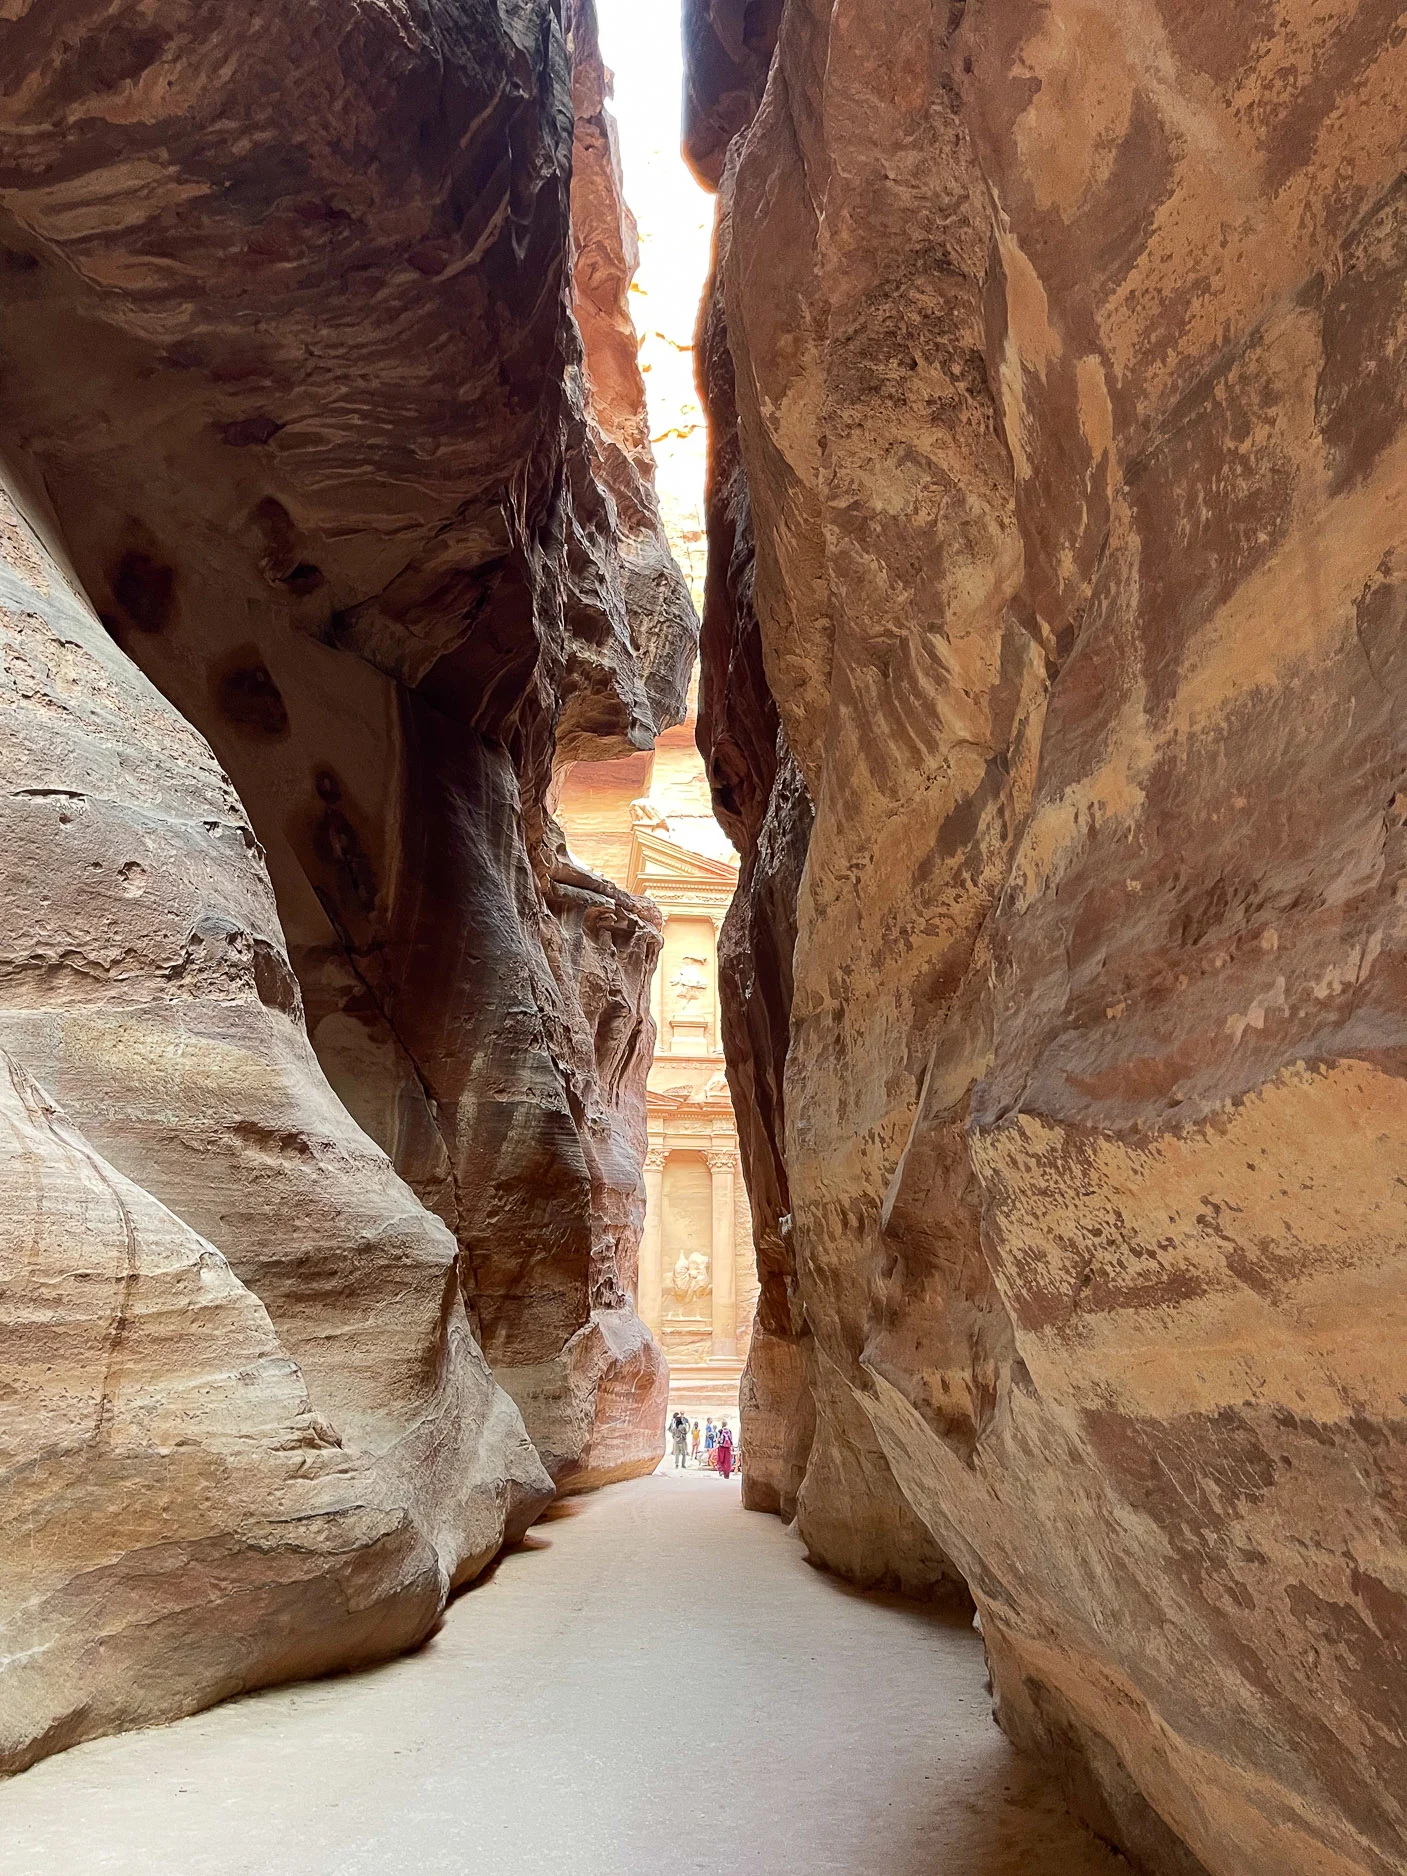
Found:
[0,0,691,1763]
[682,0,785,190]
[692,3,1407,1871]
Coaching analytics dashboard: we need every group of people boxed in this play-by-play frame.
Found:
[669,1411,738,1479]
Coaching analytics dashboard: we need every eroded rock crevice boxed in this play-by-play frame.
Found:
[0,0,693,1772]
[689,3,1407,1873]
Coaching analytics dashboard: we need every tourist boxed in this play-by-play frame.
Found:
[690,1421,701,1463]
[716,1421,735,1480]
[670,1410,689,1469]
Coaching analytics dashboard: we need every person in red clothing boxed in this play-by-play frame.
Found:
[715,1422,735,1479]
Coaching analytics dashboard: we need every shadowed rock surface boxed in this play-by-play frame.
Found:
[0,472,551,1775]
[0,0,692,1767]
[682,0,785,191]
[0,1043,465,1776]
[691,4,1407,1873]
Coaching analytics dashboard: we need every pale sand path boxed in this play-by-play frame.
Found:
[1,1468,1125,1875]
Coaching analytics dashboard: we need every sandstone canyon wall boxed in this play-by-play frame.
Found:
[690,4,1407,1873]
[0,0,692,1771]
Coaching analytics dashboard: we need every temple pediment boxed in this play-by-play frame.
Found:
[647,1067,733,1114]
[628,826,738,897]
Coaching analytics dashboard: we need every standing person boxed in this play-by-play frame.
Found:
[690,1421,701,1463]
[716,1421,735,1480]
[704,1418,716,1468]
[670,1411,689,1469]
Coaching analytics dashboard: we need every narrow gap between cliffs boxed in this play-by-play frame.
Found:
[554,0,757,1454]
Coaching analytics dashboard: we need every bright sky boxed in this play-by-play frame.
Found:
[595,0,713,603]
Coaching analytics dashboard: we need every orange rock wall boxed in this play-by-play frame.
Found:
[690,3,1407,1871]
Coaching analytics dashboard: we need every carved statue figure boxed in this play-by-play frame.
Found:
[629,796,667,830]
[670,954,709,1007]
[670,1249,711,1304]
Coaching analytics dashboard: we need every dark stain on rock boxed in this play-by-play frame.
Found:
[282,561,324,597]
[41,23,171,106]
[1083,1405,1280,1531]
[252,937,304,1021]
[313,768,378,916]
[1155,0,1280,87]
[1262,0,1405,200]
[213,648,290,739]
[111,546,176,634]
[220,414,284,447]
[1284,1573,1407,1791]
[1317,173,1407,496]
[1129,325,1298,718]
[245,502,324,597]
[1353,549,1407,704]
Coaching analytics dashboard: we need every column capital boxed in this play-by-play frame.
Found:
[644,1146,668,1172]
[705,1147,734,1175]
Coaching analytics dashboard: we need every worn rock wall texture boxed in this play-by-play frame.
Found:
[569,0,698,740]
[692,20,969,1596]
[692,3,1407,1872]
[0,465,553,1773]
[0,0,691,1767]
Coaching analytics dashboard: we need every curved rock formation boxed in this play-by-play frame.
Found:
[682,0,785,191]
[0,0,691,1767]
[692,4,1407,1873]
[0,468,551,1774]
[0,1044,446,1774]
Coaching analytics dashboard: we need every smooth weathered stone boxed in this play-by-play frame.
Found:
[690,4,1407,1872]
[0,465,551,1773]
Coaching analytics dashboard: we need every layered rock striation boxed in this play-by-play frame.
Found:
[0,0,692,1768]
[691,4,1407,1873]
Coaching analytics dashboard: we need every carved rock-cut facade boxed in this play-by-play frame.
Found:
[689,4,1407,1873]
[556,687,762,1412]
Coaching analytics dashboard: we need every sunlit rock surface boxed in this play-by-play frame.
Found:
[0,0,692,1764]
[691,4,1407,1872]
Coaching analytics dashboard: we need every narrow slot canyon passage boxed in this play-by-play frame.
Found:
[1,0,1402,1872]
[0,1473,1123,1876]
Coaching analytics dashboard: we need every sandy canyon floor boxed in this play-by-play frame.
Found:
[2,1469,1125,1875]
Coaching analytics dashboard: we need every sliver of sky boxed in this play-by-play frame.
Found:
[595,0,714,598]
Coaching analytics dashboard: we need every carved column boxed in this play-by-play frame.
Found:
[708,910,725,1053]
[650,921,665,1043]
[640,1145,667,1336]
[707,1147,737,1359]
